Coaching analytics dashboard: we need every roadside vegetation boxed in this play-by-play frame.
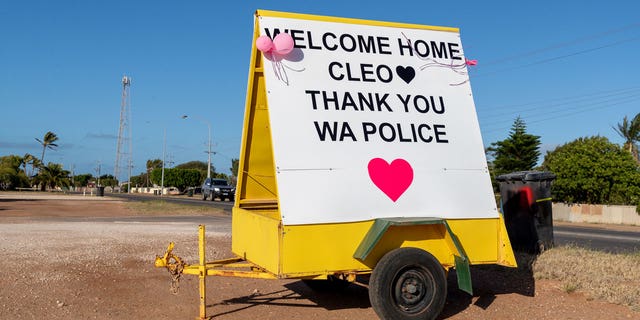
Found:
[542,136,640,207]
[488,114,640,211]
[0,131,240,193]
[124,200,226,215]
[533,246,640,310]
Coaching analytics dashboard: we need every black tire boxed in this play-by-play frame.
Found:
[369,247,447,320]
[202,193,207,201]
[302,276,350,292]
[210,194,216,201]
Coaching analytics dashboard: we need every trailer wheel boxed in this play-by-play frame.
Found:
[369,247,446,320]
[302,275,350,292]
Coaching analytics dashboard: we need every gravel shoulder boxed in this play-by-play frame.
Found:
[0,193,637,319]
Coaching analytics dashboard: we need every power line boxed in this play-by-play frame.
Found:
[481,97,638,134]
[468,23,640,135]
[526,98,637,125]
[478,85,640,113]
[473,36,640,78]
[522,37,640,67]
[478,88,640,122]
[479,23,640,67]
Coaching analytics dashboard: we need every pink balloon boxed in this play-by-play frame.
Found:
[273,33,294,55]
[256,35,273,53]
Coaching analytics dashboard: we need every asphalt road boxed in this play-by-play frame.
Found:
[106,193,640,254]
[107,192,234,212]
[554,223,640,254]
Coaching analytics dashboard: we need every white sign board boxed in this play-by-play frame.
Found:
[257,13,497,225]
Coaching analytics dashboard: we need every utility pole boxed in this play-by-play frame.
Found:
[128,159,133,193]
[96,161,102,186]
[71,164,75,191]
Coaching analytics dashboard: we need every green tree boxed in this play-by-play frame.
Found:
[30,157,42,175]
[73,174,93,187]
[34,162,70,191]
[542,136,640,205]
[99,174,118,187]
[0,155,30,190]
[35,131,59,163]
[175,160,208,171]
[613,113,640,162]
[229,158,239,186]
[487,117,541,177]
[130,173,146,187]
[230,158,239,177]
[150,168,202,191]
[145,159,163,186]
[146,159,163,171]
[0,165,20,190]
[22,153,36,178]
[213,172,229,180]
[175,160,216,180]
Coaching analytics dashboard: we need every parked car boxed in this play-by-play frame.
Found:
[182,186,202,197]
[202,178,235,201]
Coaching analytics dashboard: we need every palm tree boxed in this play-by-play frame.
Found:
[35,131,59,163]
[34,162,70,191]
[30,158,42,176]
[146,159,163,186]
[613,113,640,162]
[22,153,35,177]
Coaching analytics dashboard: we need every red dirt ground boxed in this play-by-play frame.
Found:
[0,193,637,319]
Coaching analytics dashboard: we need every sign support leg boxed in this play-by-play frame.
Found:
[198,225,209,320]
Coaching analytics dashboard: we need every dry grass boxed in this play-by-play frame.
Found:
[533,246,640,309]
[124,200,226,215]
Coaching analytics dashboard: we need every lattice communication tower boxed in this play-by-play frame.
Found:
[114,75,132,191]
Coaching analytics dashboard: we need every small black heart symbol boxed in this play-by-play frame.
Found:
[396,66,415,84]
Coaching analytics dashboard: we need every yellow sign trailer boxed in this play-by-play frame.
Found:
[155,10,517,320]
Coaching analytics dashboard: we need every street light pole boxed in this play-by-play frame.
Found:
[206,122,211,179]
[96,160,101,186]
[161,128,166,197]
[182,115,212,179]
[128,158,132,194]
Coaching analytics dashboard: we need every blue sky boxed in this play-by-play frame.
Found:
[1,1,639,179]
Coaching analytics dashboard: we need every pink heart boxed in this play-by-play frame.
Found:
[367,158,414,202]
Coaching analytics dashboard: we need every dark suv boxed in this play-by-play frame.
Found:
[202,178,235,201]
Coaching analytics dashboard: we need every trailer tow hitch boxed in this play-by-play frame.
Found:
[155,242,186,294]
